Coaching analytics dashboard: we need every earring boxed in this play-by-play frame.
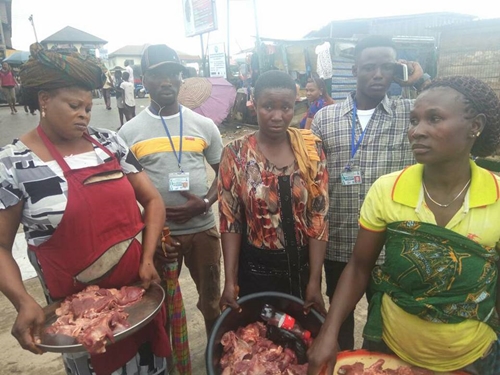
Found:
[476,132,481,137]
[42,106,46,118]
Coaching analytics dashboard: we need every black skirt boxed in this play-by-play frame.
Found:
[238,241,309,299]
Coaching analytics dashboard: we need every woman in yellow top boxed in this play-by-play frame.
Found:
[307,76,500,375]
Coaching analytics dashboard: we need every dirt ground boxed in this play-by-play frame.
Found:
[0,124,367,375]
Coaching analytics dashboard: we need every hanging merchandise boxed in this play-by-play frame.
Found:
[315,42,333,80]
[304,49,312,78]
[251,50,260,85]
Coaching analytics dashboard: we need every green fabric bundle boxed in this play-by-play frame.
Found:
[20,42,105,91]
[364,220,500,341]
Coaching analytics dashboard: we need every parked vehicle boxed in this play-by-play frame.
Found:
[134,83,146,98]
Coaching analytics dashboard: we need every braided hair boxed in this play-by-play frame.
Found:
[425,76,500,157]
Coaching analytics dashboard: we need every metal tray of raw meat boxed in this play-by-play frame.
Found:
[37,282,165,353]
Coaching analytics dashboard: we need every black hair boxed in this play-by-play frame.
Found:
[307,73,327,94]
[122,71,130,81]
[253,70,297,101]
[425,76,500,157]
[354,35,396,60]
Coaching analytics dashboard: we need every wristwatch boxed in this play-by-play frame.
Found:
[413,73,431,92]
[203,198,210,215]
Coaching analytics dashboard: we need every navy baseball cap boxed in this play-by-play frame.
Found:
[141,44,187,73]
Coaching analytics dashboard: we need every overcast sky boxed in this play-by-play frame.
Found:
[10,0,500,58]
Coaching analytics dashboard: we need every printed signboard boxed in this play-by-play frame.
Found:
[183,0,218,37]
[208,43,226,78]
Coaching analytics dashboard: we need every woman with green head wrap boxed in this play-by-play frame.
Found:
[20,43,105,106]
[0,43,171,374]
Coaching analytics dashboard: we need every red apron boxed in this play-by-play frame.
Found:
[29,126,170,374]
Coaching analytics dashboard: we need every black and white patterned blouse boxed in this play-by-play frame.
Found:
[0,127,143,246]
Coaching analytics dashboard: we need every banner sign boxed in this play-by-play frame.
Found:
[183,0,218,37]
[208,43,226,78]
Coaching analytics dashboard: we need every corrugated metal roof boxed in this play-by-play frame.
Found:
[330,56,356,101]
[305,12,476,38]
[356,12,473,23]
[437,17,500,31]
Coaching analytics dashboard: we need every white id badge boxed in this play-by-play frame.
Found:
[169,172,190,191]
[341,170,362,186]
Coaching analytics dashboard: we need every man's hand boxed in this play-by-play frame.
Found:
[307,332,339,375]
[155,240,180,264]
[165,192,206,224]
[304,282,327,316]
[138,258,161,289]
[394,60,423,86]
[12,298,45,355]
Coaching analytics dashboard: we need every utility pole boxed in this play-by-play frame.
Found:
[0,4,6,60]
[252,0,260,48]
[0,17,5,60]
[251,0,263,76]
[200,34,206,77]
[226,0,230,71]
[28,15,38,43]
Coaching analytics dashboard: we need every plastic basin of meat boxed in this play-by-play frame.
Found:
[205,291,325,375]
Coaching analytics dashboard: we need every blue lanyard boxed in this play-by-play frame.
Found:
[351,101,368,160]
[158,105,184,172]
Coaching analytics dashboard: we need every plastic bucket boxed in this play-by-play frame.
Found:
[205,291,325,375]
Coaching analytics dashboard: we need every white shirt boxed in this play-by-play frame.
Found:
[357,108,376,131]
[125,65,134,83]
[46,151,101,176]
[120,81,135,107]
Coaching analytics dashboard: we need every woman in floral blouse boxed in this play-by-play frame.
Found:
[218,70,329,314]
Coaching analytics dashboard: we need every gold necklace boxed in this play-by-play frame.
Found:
[422,179,471,208]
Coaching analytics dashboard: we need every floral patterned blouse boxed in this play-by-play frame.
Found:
[218,132,329,250]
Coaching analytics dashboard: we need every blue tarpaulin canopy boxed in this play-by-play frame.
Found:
[3,51,30,65]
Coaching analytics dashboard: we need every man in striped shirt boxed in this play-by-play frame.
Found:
[119,44,224,337]
[311,35,428,350]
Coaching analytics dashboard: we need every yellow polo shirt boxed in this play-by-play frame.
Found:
[359,161,499,371]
